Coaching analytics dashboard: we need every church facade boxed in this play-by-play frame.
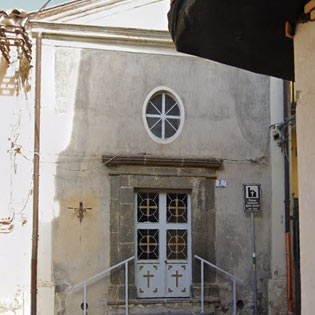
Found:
[0,1,287,314]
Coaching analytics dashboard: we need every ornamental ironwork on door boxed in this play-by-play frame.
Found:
[135,192,191,298]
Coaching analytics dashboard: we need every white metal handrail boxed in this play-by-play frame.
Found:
[71,256,135,315]
[195,255,243,315]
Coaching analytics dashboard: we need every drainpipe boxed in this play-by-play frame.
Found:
[283,80,294,315]
[31,32,42,315]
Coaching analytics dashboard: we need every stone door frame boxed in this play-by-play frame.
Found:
[103,155,222,302]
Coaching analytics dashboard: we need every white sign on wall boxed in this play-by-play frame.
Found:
[216,180,227,188]
[243,184,261,212]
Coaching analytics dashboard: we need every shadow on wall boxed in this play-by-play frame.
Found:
[0,56,31,97]
[0,57,15,233]
[52,48,110,315]
[0,55,32,232]
[0,57,15,96]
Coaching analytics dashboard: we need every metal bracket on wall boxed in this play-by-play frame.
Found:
[68,202,92,223]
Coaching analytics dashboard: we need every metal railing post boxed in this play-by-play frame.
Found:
[71,257,134,314]
[201,260,204,313]
[125,261,128,315]
[233,277,236,315]
[195,255,242,315]
[83,282,87,315]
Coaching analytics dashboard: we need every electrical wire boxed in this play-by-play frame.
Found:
[15,143,269,170]
[86,0,167,24]
[30,0,53,19]
[25,0,53,27]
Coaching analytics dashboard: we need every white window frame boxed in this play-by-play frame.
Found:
[142,86,185,144]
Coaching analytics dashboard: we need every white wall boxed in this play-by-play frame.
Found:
[0,57,33,314]
[294,21,315,315]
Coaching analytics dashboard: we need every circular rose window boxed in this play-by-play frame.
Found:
[143,87,185,143]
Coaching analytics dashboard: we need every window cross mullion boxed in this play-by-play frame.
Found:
[165,102,178,115]
[162,93,166,140]
[146,114,161,118]
[165,115,180,119]
[150,118,162,131]
[166,119,177,132]
[150,101,162,115]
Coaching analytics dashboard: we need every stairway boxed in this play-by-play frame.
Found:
[140,313,215,315]
[108,298,218,315]
[108,285,219,315]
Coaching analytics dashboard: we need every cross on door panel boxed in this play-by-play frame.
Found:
[166,263,189,297]
[135,192,191,298]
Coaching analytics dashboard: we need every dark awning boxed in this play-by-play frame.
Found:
[168,0,308,81]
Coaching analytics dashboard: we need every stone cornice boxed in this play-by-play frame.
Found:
[30,21,174,48]
[102,154,223,169]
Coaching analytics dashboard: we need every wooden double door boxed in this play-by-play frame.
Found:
[135,192,191,298]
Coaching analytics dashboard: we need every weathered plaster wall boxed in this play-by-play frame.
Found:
[294,21,315,315]
[37,42,276,315]
[62,49,269,160]
[268,78,287,315]
[215,161,271,315]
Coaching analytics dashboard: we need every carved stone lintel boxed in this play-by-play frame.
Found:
[103,154,223,169]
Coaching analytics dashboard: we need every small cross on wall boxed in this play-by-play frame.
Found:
[68,202,92,223]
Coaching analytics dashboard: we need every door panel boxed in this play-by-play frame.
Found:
[137,263,164,298]
[135,192,191,298]
[166,263,190,297]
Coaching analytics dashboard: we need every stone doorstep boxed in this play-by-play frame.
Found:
[108,308,215,315]
[108,298,219,315]
[108,297,220,306]
[108,297,219,315]
[108,301,217,315]
[108,284,219,302]
[107,284,219,314]
[113,314,214,315]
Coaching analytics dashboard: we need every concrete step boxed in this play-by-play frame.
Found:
[108,284,219,315]
[108,305,216,315]
[139,313,214,315]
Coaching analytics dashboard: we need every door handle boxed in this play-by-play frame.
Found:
[165,260,168,264]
